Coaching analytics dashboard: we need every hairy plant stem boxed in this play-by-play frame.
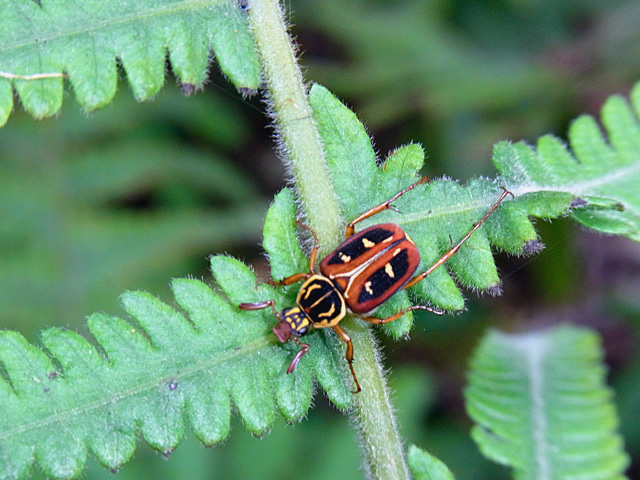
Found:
[247,1,409,479]
[246,0,341,253]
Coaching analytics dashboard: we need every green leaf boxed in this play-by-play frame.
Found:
[496,82,640,242]
[408,445,456,480]
[263,188,309,281]
[0,0,260,124]
[305,84,531,337]
[0,266,353,479]
[465,325,629,480]
[2,55,639,480]
[210,255,353,411]
[263,82,640,342]
[297,81,640,343]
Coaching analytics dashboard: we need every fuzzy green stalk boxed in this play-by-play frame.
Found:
[246,0,341,254]
[346,318,411,479]
[247,1,409,479]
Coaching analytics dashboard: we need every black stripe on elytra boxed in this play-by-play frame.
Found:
[357,249,410,303]
[326,227,396,265]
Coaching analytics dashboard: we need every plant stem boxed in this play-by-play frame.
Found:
[347,319,411,479]
[246,0,342,252]
[247,1,409,479]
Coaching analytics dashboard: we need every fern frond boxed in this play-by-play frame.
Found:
[496,82,640,242]
[465,325,629,480]
[306,84,534,338]
[0,0,260,125]
[1,79,639,479]
[0,271,353,479]
[262,83,640,341]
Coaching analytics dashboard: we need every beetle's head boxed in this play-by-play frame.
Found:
[273,307,310,342]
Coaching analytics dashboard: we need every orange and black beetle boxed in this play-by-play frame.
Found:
[240,177,511,392]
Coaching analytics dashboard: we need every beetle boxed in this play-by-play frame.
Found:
[240,177,512,393]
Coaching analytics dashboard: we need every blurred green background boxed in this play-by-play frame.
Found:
[2,0,640,478]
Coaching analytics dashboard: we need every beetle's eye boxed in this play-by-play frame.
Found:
[296,325,309,336]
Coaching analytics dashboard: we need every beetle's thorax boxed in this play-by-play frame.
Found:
[295,275,347,328]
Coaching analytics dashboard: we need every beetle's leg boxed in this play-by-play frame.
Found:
[239,299,281,318]
[332,325,361,394]
[268,219,319,280]
[345,176,431,238]
[286,337,310,374]
[269,272,309,286]
[360,305,445,325]
[402,187,513,290]
[295,219,320,273]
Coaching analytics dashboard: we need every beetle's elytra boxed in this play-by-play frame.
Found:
[240,177,512,393]
[320,223,418,314]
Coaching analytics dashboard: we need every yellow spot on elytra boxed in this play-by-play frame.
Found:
[339,252,351,262]
[362,238,375,248]
[303,283,322,299]
[382,235,394,243]
[405,232,415,244]
[385,263,395,278]
[365,281,373,295]
[392,247,402,256]
[318,303,336,318]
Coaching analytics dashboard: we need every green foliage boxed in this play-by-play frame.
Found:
[0,77,638,479]
[0,0,260,125]
[497,83,640,241]
[301,82,640,332]
[1,2,639,476]
[0,1,636,479]
[308,84,534,338]
[465,325,629,480]
[0,271,352,479]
